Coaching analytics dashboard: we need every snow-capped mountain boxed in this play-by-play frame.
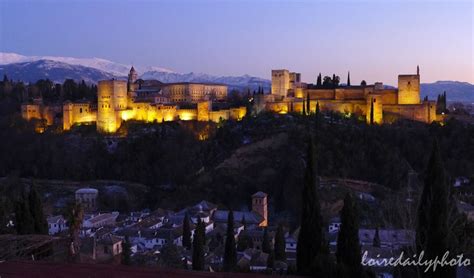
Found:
[0,52,134,76]
[0,52,270,90]
[141,71,270,90]
[0,60,117,84]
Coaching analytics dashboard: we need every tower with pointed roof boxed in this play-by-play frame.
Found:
[127,66,138,92]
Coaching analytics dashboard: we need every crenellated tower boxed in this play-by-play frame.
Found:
[397,66,421,105]
[97,80,127,133]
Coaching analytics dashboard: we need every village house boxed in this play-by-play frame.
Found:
[83,212,119,229]
[47,215,68,235]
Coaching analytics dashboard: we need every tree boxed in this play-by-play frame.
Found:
[316,73,322,87]
[323,76,332,87]
[28,184,47,234]
[267,249,275,269]
[306,92,310,115]
[336,193,362,275]
[297,136,324,274]
[373,227,380,247]
[262,228,271,254]
[14,190,34,234]
[192,218,205,271]
[315,102,322,130]
[274,224,286,261]
[237,231,252,251]
[347,71,351,86]
[360,80,367,86]
[66,203,84,261]
[223,210,237,271]
[160,242,183,269]
[332,74,340,87]
[416,140,454,278]
[182,212,192,249]
[122,236,132,265]
[370,99,374,125]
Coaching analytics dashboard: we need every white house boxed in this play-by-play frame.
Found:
[328,217,341,233]
[83,212,119,229]
[47,215,68,235]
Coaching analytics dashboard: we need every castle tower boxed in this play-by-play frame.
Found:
[252,191,268,227]
[128,66,138,92]
[128,66,138,84]
[397,66,421,105]
[97,80,127,133]
[271,69,290,98]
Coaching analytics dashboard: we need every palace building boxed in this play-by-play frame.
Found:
[21,65,440,132]
[259,66,438,124]
[22,67,246,133]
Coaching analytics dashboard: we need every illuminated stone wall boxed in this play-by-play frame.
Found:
[197,101,211,121]
[63,102,97,130]
[366,94,383,124]
[383,101,436,123]
[209,110,229,122]
[176,109,197,121]
[162,83,228,103]
[21,103,61,126]
[21,104,41,121]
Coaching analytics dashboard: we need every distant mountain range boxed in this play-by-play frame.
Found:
[420,81,474,103]
[0,52,269,91]
[0,52,472,102]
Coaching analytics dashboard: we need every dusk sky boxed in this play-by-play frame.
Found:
[1,0,473,85]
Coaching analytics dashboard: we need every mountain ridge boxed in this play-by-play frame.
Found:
[0,52,472,101]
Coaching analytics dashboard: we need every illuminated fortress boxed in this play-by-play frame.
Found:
[23,67,246,133]
[21,66,440,133]
[258,66,438,124]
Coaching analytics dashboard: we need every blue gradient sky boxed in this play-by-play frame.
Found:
[1,0,472,85]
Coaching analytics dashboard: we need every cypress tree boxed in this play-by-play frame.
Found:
[267,248,275,269]
[122,235,132,265]
[336,193,362,275]
[347,71,351,86]
[274,224,286,261]
[373,227,381,247]
[182,212,192,249]
[306,92,310,115]
[262,228,271,254]
[416,140,454,278]
[370,99,374,125]
[14,190,34,234]
[66,203,84,260]
[223,210,237,271]
[28,184,47,234]
[317,73,322,87]
[297,136,324,274]
[315,102,321,130]
[192,219,205,271]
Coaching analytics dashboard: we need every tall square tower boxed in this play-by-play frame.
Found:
[271,69,290,97]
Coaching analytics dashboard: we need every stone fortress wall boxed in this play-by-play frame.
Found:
[263,66,437,124]
[22,66,246,133]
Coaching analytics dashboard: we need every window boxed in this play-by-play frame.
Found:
[79,108,82,113]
